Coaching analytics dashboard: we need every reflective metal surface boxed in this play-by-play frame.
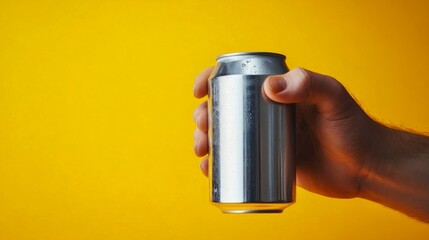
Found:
[208,52,296,213]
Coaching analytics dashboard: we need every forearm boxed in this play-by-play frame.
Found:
[359,124,429,222]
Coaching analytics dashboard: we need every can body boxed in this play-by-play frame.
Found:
[208,52,295,213]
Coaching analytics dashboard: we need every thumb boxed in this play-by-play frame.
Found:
[263,68,349,113]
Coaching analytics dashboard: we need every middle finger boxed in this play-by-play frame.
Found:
[193,101,208,132]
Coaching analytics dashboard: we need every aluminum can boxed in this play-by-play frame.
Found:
[208,52,295,213]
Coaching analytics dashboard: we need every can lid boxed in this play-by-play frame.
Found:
[216,52,286,61]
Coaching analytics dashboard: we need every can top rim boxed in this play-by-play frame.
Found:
[216,52,286,61]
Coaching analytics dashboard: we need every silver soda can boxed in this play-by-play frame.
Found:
[208,52,295,213]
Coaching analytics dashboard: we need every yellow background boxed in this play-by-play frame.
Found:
[1,0,429,239]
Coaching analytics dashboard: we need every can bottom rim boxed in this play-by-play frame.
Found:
[211,202,294,214]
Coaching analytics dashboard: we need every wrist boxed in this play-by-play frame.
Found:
[357,123,429,221]
[357,121,394,199]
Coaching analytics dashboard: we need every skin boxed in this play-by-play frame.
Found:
[193,67,429,222]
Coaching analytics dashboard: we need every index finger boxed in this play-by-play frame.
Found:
[193,67,214,98]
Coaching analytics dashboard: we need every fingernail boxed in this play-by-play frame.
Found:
[267,76,287,94]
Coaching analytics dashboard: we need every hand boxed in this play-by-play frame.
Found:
[193,67,379,198]
[193,67,429,221]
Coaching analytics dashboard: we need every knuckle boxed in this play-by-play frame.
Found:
[295,68,311,87]
[193,102,207,121]
[294,67,310,79]
[193,129,200,139]
[289,68,312,100]
[195,115,201,128]
[193,109,199,121]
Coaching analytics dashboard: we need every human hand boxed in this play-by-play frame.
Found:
[193,67,382,199]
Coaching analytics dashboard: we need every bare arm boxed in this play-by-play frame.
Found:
[360,126,429,222]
